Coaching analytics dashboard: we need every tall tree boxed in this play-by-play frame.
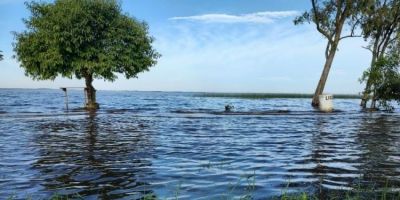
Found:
[13,0,160,109]
[294,0,362,107]
[359,0,400,108]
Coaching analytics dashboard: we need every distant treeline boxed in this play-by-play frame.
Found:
[197,93,360,99]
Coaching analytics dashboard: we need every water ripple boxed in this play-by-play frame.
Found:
[0,89,400,199]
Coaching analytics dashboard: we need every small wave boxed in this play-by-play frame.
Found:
[172,109,351,116]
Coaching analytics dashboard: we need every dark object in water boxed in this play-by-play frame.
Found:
[225,104,234,112]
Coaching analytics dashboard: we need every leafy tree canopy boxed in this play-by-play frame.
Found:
[358,0,400,108]
[293,0,364,107]
[361,0,400,42]
[14,0,160,82]
[294,0,363,46]
[360,48,400,111]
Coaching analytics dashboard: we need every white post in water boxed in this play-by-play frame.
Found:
[319,94,333,112]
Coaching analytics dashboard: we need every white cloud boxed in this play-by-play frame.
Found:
[169,11,300,24]
[141,21,371,93]
[0,10,370,94]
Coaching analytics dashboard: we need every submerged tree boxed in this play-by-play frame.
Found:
[360,49,400,111]
[359,0,400,108]
[294,0,362,107]
[13,0,160,109]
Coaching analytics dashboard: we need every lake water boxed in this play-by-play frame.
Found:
[0,89,400,199]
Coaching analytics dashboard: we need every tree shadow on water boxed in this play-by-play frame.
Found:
[32,111,157,199]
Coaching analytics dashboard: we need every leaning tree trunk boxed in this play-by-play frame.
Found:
[85,74,99,109]
[311,42,339,107]
[310,1,349,107]
[370,96,377,109]
[360,52,378,108]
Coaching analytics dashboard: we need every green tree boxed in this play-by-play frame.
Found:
[0,50,3,61]
[13,0,160,109]
[294,0,363,107]
[359,0,400,108]
[360,49,400,111]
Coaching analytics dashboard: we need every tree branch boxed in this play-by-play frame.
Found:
[312,0,334,43]
[362,46,373,53]
[340,13,361,40]
[340,35,362,40]
[325,42,331,59]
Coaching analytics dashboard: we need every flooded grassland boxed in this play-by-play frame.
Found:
[0,89,400,199]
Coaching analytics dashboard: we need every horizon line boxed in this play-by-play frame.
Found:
[0,87,361,96]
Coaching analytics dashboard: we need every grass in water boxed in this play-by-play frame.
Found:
[7,176,400,200]
[7,186,400,200]
[277,182,400,200]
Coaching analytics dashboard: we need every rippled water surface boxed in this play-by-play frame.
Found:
[1,89,400,199]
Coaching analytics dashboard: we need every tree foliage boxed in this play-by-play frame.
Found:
[294,0,363,107]
[359,0,400,108]
[361,0,400,46]
[360,49,400,111]
[13,0,160,82]
[294,0,362,58]
[0,50,3,61]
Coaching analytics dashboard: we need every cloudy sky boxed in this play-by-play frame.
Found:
[0,0,371,93]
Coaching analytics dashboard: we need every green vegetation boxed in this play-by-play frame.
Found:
[360,51,400,111]
[294,0,363,107]
[359,0,400,109]
[4,167,399,200]
[294,0,400,110]
[13,0,160,109]
[197,93,360,99]
[8,184,400,200]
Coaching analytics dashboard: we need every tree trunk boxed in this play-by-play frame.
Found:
[360,86,370,108]
[370,97,377,109]
[85,74,99,109]
[360,60,376,108]
[361,42,380,108]
[369,91,377,110]
[311,43,338,107]
[360,43,390,108]
[360,73,374,109]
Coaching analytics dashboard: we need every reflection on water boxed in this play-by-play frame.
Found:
[23,112,156,199]
[356,116,400,187]
[0,89,400,199]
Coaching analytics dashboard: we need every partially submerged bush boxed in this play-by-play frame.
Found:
[360,53,400,111]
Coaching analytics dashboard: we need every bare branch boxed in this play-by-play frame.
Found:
[311,0,334,43]
[340,13,361,41]
[340,35,362,40]
[362,46,373,53]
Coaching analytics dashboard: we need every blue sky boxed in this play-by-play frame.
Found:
[0,0,370,93]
